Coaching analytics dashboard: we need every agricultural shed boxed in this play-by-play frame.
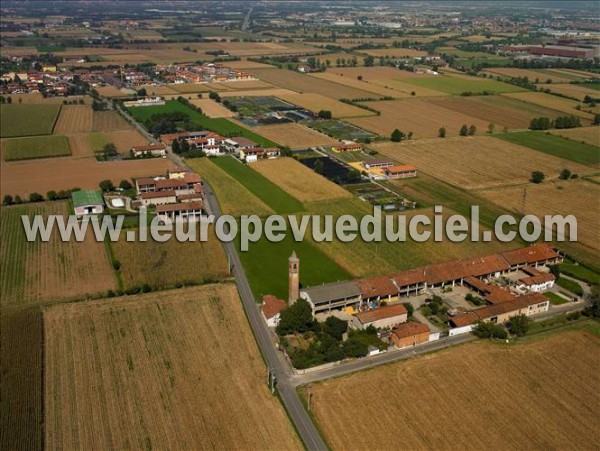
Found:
[72,190,104,218]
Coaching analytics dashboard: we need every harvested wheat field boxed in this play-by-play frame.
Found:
[224,59,275,69]
[349,99,488,139]
[484,67,573,83]
[550,126,600,147]
[254,157,351,202]
[215,80,274,90]
[0,156,175,197]
[66,134,94,157]
[310,72,407,98]
[99,129,150,152]
[252,123,339,149]
[250,68,378,99]
[218,88,297,98]
[372,136,594,190]
[190,98,236,117]
[44,284,301,451]
[112,228,229,290]
[53,105,93,134]
[276,92,374,118]
[95,86,130,97]
[306,329,600,451]
[480,179,600,252]
[502,91,595,120]
[361,47,427,58]
[0,201,116,307]
[142,84,179,96]
[426,96,571,130]
[169,83,216,94]
[541,83,599,101]
[92,110,132,132]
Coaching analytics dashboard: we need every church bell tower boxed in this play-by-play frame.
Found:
[288,251,299,304]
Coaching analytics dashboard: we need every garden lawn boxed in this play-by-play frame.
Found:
[212,156,304,214]
[127,100,279,147]
[496,131,600,166]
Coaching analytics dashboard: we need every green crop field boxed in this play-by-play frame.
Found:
[212,156,304,214]
[0,104,62,138]
[558,260,600,285]
[88,132,111,152]
[404,75,523,95]
[496,131,600,166]
[236,232,352,300]
[127,100,279,147]
[3,135,71,161]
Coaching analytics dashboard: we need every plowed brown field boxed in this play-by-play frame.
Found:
[44,284,302,450]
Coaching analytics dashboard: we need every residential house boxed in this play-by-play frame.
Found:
[261,295,287,327]
[355,304,408,330]
[391,322,430,349]
[156,201,203,222]
[130,144,167,158]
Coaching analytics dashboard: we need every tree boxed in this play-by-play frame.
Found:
[3,194,13,205]
[322,316,348,341]
[559,169,571,180]
[438,127,446,138]
[473,321,507,339]
[171,139,181,154]
[99,179,115,192]
[468,124,477,136]
[29,192,44,202]
[357,75,363,81]
[14,195,22,204]
[137,87,147,97]
[364,55,375,67]
[102,143,118,158]
[318,110,332,119]
[487,123,495,134]
[119,179,133,190]
[593,114,600,126]
[276,299,316,336]
[46,190,58,201]
[582,287,600,318]
[402,302,414,317]
[508,315,530,337]
[530,171,545,184]
[180,139,190,154]
[391,128,405,142]
[459,124,469,136]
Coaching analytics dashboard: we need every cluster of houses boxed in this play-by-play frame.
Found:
[0,65,71,96]
[134,167,204,221]
[262,244,564,350]
[159,130,281,162]
[332,144,418,181]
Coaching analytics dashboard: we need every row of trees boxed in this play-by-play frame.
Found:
[529,115,581,130]
[3,188,76,205]
[98,179,132,192]
[473,315,531,339]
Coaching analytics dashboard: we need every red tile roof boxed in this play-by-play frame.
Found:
[357,276,398,298]
[392,322,429,338]
[449,312,479,328]
[261,295,287,319]
[156,201,202,213]
[140,190,176,199]
[385,164,416,174]
[392,268,427,287]
[355,304,408,324]
[501,244,560,266]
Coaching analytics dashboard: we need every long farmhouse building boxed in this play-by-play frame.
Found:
[300,244,563,315]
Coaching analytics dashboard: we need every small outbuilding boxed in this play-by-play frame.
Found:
[72,190,104,218]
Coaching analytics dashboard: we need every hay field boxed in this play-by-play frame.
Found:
[250,68,378,99]
[0,156,174,197]
[53,105,93,134]
[253,157,351,202]
[186,158,273,217]
[550,126,600,147]
[484,67,573,83]
[310,72,407,98]
[372,136,594,190]
[306,330,600,451]
[252,123,339,149]
[325,66,448,96]
[190,98,236,117]
[44,284,301,451]
[361,47,427,58]
[541,83,599,101]
[348,99,489,138]
[112,228,229,290]
[92,111,132,132]
[0,202,116,307]
[426,96,569,130]
[275,92,374,118]
[480,179,600,252]
[502,91,594,119]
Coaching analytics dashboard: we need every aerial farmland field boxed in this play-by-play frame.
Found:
[44,284,302,450]
[372,136,595,189]
[550,126,600,147]
[275,92,374,118]
[253,157,352,202]
[348,98,490,139]
[112,227,229,290]
[502,91,595,119]
[403,73,524,95]
[2,135,71,161]
[304,329,600,450]
[541,83,599,101]
[0,201,116,307]
[92,110,132,132]
[0,104,61,138]
[53,105,93,133]
[252,123,339,149]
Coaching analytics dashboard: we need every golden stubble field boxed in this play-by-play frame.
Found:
[502,91,594,120]
[53,105,93,134]
[44,284,301,450]
[306,330,600,450]
[479,179,600,253]
[372,136,594,190]
[0,201,116,307]
[550,126,600,147]
[252,123,339,149]
[253,157,351,202]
